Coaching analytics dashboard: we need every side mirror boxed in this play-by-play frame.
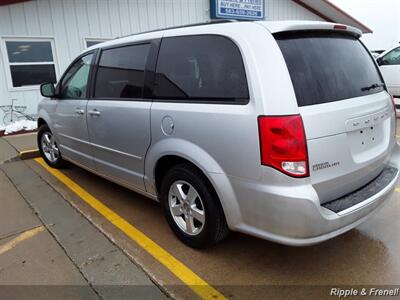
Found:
[40,82,56,98]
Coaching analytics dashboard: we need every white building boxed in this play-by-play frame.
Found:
[0,0,371,126]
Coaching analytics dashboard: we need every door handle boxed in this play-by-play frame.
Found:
[88,109,101,117]
[75,108,85,115]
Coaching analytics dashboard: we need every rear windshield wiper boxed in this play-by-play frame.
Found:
[361,83,385,92]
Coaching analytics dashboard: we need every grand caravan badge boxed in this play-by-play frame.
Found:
[312,161,340,172]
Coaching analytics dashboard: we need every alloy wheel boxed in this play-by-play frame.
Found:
[41,132,60,163]
[168,180,205,236]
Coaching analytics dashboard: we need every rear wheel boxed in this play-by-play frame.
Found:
[160,164,229,248]
[38,124,67,168]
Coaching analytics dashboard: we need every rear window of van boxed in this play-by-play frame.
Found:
[275,31,384,107]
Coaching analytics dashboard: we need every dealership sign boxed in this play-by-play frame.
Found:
[210,0,265,20]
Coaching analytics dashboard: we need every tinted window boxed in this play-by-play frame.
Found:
[381,47,400,65]
[154,35,248,103]
[86,40,108,48]
[276,32,384,107]
[6,41,53,63]
[5,40,57,87]
[86,41,100,47]
[60,54,93,99]
[10,65,56,87]
[94,44,150,99]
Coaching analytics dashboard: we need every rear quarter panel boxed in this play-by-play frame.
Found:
[145,23,302,228]
[145,22,301,184]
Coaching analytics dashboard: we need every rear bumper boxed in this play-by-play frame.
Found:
[225,144,400,246]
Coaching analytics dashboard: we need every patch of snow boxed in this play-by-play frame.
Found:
[3,120,37,135]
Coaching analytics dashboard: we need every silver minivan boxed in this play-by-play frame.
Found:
[38,20,400,248]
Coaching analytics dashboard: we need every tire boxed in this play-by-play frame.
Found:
[37,124,67,168]
[160,163,229,248]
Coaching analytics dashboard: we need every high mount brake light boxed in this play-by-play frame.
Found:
[258,115,309,178]
[334,24,347,30]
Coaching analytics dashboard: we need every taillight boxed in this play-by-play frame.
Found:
[258,115,309,177]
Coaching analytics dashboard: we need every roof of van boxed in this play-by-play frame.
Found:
[85,20,362,53]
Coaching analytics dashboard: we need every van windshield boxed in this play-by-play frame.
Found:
[275,31,384,107]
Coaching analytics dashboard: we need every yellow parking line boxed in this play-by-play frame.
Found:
[396,187,400,193]
[34,158,225,300]
[0,226,45,256]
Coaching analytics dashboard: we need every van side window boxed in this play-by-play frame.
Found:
[154,35,249,103]
[60,53,93,99]
[94,43,150,99]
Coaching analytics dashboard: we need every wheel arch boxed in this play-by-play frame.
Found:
[154,155,206,197]
[145,138,242,228]
[37,117,47,128]
[36,108,54,133]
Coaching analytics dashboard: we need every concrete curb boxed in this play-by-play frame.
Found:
[0,129,37,137]
[2,150,40,164]
[0,133,39,163]
[1,161,167,299]
[19,149,40,160]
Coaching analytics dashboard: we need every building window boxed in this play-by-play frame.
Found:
[85,38,110,48]
[2,39,57,88]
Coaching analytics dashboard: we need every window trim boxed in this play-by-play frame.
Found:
[83,37,111,50]
[89,35,250,105]
[0,36,59,91]
[152,34,250,105]
[90,40,157,101]
[55,50,97,100]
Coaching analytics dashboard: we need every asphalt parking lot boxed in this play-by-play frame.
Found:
[1,127,400,300]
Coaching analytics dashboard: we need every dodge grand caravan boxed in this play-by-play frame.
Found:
[38,20,400,248]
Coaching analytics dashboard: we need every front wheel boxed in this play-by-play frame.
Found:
[38,124,67,168]
[160,164,229,248]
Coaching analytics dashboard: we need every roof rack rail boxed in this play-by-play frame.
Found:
[115,19,240,40]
